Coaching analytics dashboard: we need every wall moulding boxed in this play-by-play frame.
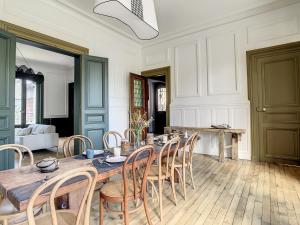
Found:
[0,20,89,55]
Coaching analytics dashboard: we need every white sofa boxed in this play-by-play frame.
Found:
[15,124,59,151]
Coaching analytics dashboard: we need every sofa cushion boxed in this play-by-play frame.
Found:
[16,127,32,136]
[28,124,56,134]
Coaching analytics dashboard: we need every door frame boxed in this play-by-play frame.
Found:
[0,20,89,138]
[141,66,171,126]
[247,41,300,162]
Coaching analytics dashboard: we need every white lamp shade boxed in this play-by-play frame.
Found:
[94,0,159,40]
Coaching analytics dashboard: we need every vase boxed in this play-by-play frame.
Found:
[135,130,142,147]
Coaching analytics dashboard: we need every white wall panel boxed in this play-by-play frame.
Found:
[174,43,198,97]
[247,16,299,43]
[142,3,300,160]
[207,33,238,95]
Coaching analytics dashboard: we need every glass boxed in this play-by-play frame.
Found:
[15,79,22,126]
[157,87,167,112]
[26,80,37,124]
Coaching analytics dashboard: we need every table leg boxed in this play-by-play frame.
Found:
[219,131,225,162]
[231,133,238,160]
[68,188,86,210]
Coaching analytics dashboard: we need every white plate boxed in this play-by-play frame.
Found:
[82,149,104,156]
[106,156,127,163]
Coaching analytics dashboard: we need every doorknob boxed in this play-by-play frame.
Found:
[256,107,267,112]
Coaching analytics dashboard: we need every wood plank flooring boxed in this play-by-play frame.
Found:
[89,155,300,225]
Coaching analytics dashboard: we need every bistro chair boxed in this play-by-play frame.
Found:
[123,129,136,145]
[173,132,199,200]
[63,135,94,157]
[19,166,98,225]
[103,131,123,149]
[0,144,34,225]
[99,145,155,225]
[147,137,180,222]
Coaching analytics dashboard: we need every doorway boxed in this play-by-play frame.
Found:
[14,39,76,159]
[247,41,300,164]
[147,76,166,134]
[0,21,109,170]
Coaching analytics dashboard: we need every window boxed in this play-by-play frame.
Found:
[15,79,37,127]
[157,87,166,112]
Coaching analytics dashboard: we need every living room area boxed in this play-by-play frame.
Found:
[14,40,75,160]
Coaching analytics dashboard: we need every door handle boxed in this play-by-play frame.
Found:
[256,107,267,112]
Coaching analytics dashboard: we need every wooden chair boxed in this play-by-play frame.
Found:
[63,135,94,157]
[123,129,136,145]
[147,137,180,222]
[173,132,199,200]
[99,145,155,225]
[0,144,34,225]
[19,166,98,225]
[103,131,123,149]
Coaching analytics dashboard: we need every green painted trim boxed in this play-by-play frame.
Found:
[0,28,16,170]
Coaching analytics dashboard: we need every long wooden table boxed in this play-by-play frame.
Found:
[166,126,246,162]
[0,141,186,212]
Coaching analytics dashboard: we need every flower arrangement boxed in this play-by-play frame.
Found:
[130,110,153,146]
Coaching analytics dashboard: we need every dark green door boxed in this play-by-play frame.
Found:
[80,55,108,150]
[0,29,16,170]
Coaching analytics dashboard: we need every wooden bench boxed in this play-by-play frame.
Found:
[165,126,246,162]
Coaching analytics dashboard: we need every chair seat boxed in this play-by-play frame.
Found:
[100,180,140,200]
[19,210,79,225]
[0,198,18,216]
[162,157,188,167]
[147,165,169,180]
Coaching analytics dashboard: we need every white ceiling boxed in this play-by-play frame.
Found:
[16,42,74,68]
[58,0,298,41]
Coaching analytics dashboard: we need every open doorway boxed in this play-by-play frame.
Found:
[14,39,76,161]
[142,67,170,135]
[147,75,166,134]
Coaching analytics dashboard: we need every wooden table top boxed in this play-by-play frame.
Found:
[169,126,246,134]
[0,140,187,212]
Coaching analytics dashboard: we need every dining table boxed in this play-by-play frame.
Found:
[0,138,188,213]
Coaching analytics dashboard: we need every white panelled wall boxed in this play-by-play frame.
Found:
[142,3,300,160]
[0,0,142,134]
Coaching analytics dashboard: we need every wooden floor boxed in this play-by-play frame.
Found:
[89,154,300,225]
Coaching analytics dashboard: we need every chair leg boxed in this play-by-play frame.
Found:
[158,179,163,222]
[175,168,184,199]
[170,173,177,205]
[99,198,104,225]
[124,201,129,225]
[143,194,153,225]
[182,167,187,200]
[189,164,195,189]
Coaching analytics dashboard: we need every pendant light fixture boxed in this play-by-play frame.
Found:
[93,0,159,40]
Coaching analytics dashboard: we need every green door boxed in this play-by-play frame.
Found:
[80,55,108,150]
[0,29,16,170]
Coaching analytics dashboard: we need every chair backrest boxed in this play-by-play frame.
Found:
[0,144,34,168]
[103,131,123,149]
[158,137,181,178]
[26,166,98,225]
[124,128,136,144]
[63,135,94,157]
[181,132,199,164]
[123,145,154,201]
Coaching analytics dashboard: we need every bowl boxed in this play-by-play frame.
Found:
[36,157,59,173]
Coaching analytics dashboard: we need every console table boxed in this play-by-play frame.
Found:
[165,126,246,162]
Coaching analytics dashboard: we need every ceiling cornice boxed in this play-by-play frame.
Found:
[55,0,141,44]
[142,0,300,48]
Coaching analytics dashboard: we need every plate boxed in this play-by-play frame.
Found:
[82,149,104,156]
[106,156,127,163]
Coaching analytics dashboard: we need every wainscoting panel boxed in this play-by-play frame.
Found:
[207,33,238,96]
[174,42,198,97]
[171,104,250,159]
